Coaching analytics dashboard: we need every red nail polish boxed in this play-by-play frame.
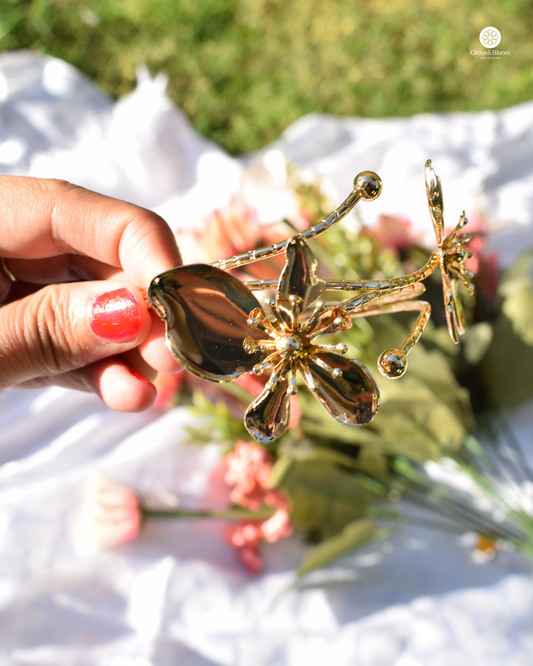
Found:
[91,288,142,341]
[128,368,153,386]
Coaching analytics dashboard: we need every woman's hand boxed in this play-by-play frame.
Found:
[0,176,182,411]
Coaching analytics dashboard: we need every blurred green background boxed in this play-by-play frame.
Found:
[1,0,532,153]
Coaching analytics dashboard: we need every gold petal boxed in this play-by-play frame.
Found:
[425,160,444,247]
[452,279,466,336]
[148,264,267,381]
[245,373,291,444]
[442,269,460,344]
[302,353,380,425]
[277,235,325,321]
[304,304,352,338]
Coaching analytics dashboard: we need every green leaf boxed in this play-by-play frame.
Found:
[269,455,294,487]
[375,374,467,456]
[298,314,471,460]
[219,381,255,403]
[357,318,472,458]
[278,458,377,539]
[462,322,494,365]
[297,519,377,577]
[479,252,533,408]
[500,256,533,346]
[479,311,533,409]
[278,439,389,495]
[372,317,472,429]
[186,390,250,445]
[297,388,384,446]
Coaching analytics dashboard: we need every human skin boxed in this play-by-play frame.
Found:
[0,176,182,411]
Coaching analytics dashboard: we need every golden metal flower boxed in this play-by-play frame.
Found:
[425,160,474,344]
[242,236,380,443]
[147,163,475,444]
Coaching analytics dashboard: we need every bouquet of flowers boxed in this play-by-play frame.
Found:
[77,157,533,576]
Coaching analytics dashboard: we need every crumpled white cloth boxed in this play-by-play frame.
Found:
[0,51,532,665]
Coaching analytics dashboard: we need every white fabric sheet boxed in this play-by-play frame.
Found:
[0,51,532,665]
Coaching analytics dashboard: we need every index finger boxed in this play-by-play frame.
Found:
[0,176,182,288]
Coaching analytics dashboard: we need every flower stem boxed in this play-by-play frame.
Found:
[142,506,276,521]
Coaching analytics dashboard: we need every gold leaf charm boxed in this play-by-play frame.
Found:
[147,264,268,381]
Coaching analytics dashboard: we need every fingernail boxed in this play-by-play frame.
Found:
[91,288,142,341]
[128,368,153,386]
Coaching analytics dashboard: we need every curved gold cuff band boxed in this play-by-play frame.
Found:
[0,257,16,282]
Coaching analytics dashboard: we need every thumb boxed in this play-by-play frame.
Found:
[0,283,151,390]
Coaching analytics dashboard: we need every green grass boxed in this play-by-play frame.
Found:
[1,0,532,153]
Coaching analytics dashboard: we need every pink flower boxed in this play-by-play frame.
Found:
[462,214,501,303]
[202,201,263,262]
[174,202,261,266]
[476,253,500,304]
[461,214,487,275]
[234,372,269,398]
[225,520,264,572]
[177,199,294,281]
[225,520,263,548]
[238,545,263,573]
[224,441,293,572]
[75,474,141,552]
[261,507,293,542]
[224,441,275,510]
[288,394,302,429]
[374,214,421,253]
[264,487,290,509]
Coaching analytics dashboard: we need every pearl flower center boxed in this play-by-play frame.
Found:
[276,334,305,359]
